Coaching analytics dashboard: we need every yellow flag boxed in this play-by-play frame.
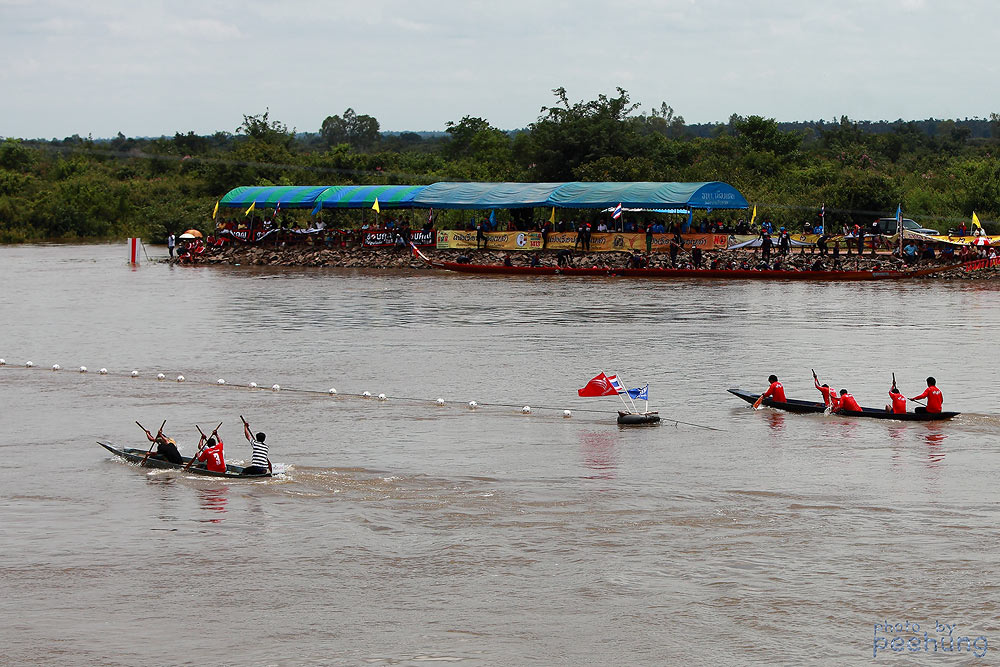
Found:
[750,205,757,226]
[212,201,219,220]
[244,201,255,217]
[372,198,380,214]
[973,211,982,230]
[549,207,555,224]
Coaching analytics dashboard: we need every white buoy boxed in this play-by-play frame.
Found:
[79,366,87,373]
[563,410,572,418]
[51,364,61,371]
[156,373,165,380]
[328,387,337,395]
[521,405,531,414]
[99,368,108,375]
[362,391,371,398]
[25,361,33,367]
[0,359,5,366]
[248,382,258,389]
[217,378,226,385]
[176,375,185,382]
[271,384,280,391]
[435,397,445,405]
[131,370,139,377]
[377,393,387,401]
[468,400,478,409]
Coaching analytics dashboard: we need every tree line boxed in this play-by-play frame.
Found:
[2,87,1000,243]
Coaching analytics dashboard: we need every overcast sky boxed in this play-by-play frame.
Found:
[3,0,998,139]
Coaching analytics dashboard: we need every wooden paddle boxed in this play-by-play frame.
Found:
[137,419,166,466]
[752,393,765,409]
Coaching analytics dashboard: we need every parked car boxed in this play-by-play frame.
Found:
[874,218,941,236]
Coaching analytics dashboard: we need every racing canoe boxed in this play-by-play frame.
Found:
[728,388,960,421]
[98,441,272,478]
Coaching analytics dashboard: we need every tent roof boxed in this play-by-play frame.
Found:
[217,181,748,211]
[315,185,426,209]
[412,182,566,210]
[219,185,331,208]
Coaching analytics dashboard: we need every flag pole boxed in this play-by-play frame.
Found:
[615,372,641,413]
[605,370,634,413]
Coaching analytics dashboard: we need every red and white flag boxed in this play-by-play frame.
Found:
[578,372,619,397]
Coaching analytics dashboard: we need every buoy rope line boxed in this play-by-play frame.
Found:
[0,361,725,432]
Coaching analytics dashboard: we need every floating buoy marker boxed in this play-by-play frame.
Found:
[157,373,165,380]
[328,388,337,395]
[468,400,478,409]
[0,359,6,366]
[248,382,258,389]
[79,366,87,373]
[176,375,185,382]
[99,368,108,375]
[26,361,33,367]
[362,391,371,398]
[52,364,61,371]
[435,398,445,406]
[563,410,572,418]
[377,393,387,401]
[521,406,531,414]
[271,384,280,392]
[217,379,226,385]
[131,370,139,377]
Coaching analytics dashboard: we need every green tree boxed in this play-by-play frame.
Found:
[320,108,381,151]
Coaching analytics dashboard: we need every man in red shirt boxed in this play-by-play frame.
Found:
[197,436,226,473]
[886,385,907,414]
[753,374,786,408]
[910,377,943,414]
[813,371,836,408]
[836,389,862,412]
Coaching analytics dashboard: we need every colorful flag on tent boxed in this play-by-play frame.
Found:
[612,203,623,219]
[973,211,982,230]
[244,201,256,217]
[372,197,381,214]
[895,204,902,230]
[428,208,434,224]
[212,201,219,220]
[578,372,619,397]
[820,203,825,220]
[489,209,495,229]
[549,207,556,224]
[750,205,757,227]
[274,201,281,220]
[627,384,648,400]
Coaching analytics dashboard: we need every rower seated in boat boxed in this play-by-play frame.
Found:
[242,421,272,475]
[909,377,943,414]
[196,436,226,473]
[836,389,862,412]
[139,424,184,465]
[886,385,907,414]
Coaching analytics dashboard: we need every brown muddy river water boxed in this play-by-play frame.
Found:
[1,243,998,665]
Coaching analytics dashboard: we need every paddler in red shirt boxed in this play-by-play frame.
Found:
[836,389,862,412]
[886,384,907,414]
[196,436,227,473]
[753,374,786,408]
[909,377,943,414]
[812,370,837,408]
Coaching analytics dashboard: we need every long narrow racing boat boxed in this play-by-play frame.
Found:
[728,388,960,421]
[98,441,272,478]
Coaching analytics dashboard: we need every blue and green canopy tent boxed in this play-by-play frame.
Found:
[217,181,748,212]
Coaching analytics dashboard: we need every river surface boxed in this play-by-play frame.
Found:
[1,243,998,665]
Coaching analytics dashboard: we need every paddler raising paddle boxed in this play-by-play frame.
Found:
[753,374,786,409]
[886,377,907,414]
[812,370,838,409]
[241,416,272,475]
[137,421,183,465]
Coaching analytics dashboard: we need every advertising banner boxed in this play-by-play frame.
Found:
[437,230,544,250]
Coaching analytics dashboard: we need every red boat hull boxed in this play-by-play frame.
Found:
[429,261,906,280]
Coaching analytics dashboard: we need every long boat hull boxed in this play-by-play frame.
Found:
[728,389,959,421]
[429,260,907,280]
[98,441,272,478]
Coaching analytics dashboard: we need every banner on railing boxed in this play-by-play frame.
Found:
[363,230,435,248]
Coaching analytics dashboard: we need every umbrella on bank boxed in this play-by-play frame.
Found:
[182,229,203,238]
[178,233,196,240]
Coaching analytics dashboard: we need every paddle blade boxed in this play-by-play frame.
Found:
[752,394,764,410]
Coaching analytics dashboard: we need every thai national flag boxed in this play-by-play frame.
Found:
[607,375,626,394]
[612,203,623,219]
